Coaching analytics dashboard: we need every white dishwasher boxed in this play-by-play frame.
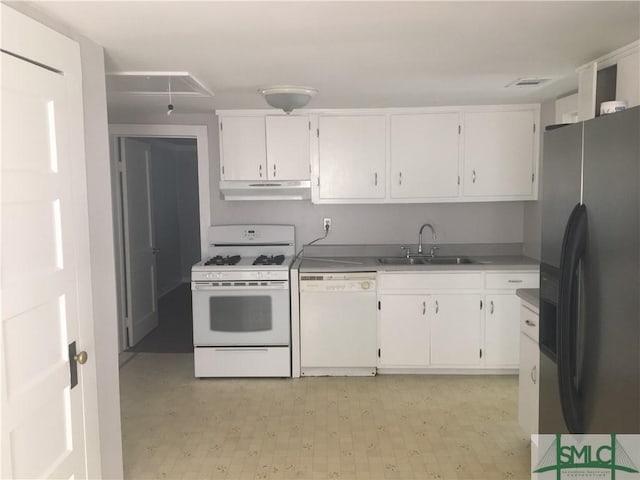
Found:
[299,272,377,376]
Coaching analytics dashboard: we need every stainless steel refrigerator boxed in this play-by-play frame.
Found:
[539,106,639,434]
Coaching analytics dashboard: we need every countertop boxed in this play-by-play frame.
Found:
[296,254,539,273]
[516,288,540,309]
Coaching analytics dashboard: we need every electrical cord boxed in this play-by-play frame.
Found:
[297,223,330,257]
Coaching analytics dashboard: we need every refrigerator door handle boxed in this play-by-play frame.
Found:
[557,202,588,433]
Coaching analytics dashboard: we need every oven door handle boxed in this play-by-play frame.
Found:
[215,348,269,352]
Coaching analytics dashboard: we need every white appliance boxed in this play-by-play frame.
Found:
[191,225,295,377]
[299,272,377,376]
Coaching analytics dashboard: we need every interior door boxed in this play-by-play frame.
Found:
[120,138,159,346]
[1,11,98,478]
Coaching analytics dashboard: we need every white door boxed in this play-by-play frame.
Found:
[265,115,310,180]
[318,115,386,199]
[219,116,266,180]
[390,113,460,198]
[1,6,99,478]
[430,294,482,366]
[120,138,159,346]
[378,295,429,367]
[463,110,535,197]
[484,294,521,366]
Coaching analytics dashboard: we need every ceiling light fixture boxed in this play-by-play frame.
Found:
[259,86,318,114]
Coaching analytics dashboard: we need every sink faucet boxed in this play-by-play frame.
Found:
[418,223,437,255]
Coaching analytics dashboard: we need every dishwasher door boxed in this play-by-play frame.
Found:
[299,272,377,375]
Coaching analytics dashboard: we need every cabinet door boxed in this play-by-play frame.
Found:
[318,115,386,199]
[390,113,460,198]
[430,294,482,366]
[484,294,521,367]
[378,294,429,367]
[518,333,539,435]
[220,116,266,180]
[265,115,310,180]
[463,110,535,197]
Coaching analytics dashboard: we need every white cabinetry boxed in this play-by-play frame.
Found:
[390,113,460,199]
[484,294,521,367]
[219,114,310,181]
[518,302,540,436]
[430,294,482,367]
[378,295,429,367]
[317,115,386,200]
[462,109,536,198]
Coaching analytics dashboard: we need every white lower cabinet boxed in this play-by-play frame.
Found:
[430,294,482,366]
[518,302,540,435]
[377,270,538,372]
[378,295,429,367]
[484,294,522,367]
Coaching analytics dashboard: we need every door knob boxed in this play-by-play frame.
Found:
[74,351,88,365]
[152,248,160,254]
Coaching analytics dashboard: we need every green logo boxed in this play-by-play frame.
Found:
[534,434,639,479]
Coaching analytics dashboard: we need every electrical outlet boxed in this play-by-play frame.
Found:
[323,217,332,231]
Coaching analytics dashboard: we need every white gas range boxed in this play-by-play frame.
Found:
[191,225,295,377]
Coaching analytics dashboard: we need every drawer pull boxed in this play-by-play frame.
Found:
[531,365,537,384]
[422,301,426,315]
[525,319,537,327]
[508,279,523,283]
[435,300,439,314]
[490,300,494,314]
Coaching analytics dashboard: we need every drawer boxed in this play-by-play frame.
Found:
[520,304,539,342]
[485,272,539,290]
[378,272,483,291]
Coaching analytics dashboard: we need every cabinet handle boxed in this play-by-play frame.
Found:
[422,301,426,315]
[472,170,476,183]
[259,164,263,178]
[508,279,523,283]
[435,300,439,314]
[273,163,276,178]
[374,172,378,186]
[525,319,537,327]
[399,171,402,185]
[490,300,494,314]
[531,365,537,384]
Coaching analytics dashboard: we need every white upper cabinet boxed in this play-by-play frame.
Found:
[462,109,536,198]
[390,113,460,199]
[219,114,311,181]
[220,116,266,180]
[318,115,386,200]
[265,115,310,180]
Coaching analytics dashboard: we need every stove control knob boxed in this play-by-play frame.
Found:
[206,273,213,280]
[361,281,371,290]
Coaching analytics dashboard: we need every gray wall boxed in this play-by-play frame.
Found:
[109,111,527,251]
[523,98,557,260]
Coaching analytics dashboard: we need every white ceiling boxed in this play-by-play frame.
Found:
[30,1,640,117]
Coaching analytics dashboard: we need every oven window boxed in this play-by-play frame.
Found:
[209,296,273,332]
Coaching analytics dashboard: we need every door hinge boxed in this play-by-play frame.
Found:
[378,300,381,310]
[480,300,483,310]
[220,122,223,131]
[533,123,536,133]
[317,178,320,187]
[378,348,381,358]
[457,175,460,185]
[479,348,483,359]
[309,165,312,174]
[222,166,225,175]
[532,172,535,182]
[316,128,320,138]
[309,121,311,130]
[458,125,461,134]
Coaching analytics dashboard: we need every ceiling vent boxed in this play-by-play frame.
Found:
[505,77,551,88]
[106,72,214,97]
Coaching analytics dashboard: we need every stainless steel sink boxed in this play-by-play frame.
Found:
[377,256,475,265]
[377,257,428,265]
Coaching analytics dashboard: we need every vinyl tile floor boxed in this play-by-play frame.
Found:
[120,354,532,480]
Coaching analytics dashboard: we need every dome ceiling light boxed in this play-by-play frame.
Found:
[259,86,318,114]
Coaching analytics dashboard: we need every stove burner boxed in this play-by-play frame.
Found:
[253,254,285,266]
[204,255,241,266]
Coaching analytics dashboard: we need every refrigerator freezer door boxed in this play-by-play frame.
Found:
[581,106,640,433]
[539,122,583,434]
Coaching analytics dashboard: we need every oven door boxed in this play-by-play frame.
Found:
[192,280,290,346]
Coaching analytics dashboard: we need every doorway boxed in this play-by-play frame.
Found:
[109,125,210,355]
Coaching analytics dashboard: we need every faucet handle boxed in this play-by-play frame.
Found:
[429,246,440,257]
[401,246,412,258]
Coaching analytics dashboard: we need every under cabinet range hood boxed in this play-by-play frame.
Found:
[219,180,311,200]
